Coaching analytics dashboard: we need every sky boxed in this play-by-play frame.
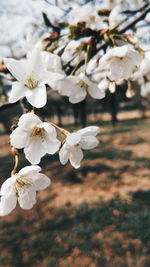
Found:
[0,0,64,57]
[0,0,150,58]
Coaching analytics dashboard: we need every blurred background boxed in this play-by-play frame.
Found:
[1,0,150,266]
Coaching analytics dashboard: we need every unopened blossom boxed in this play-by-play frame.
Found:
[59,126,99,168]
[99,45,142,82]
[10,113,61,164]
[0,166,50,216]
[50,72,105,103]
[141,82,150,97]
[4,50,62,108]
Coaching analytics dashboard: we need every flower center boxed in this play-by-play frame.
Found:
[77,80,88,90]
[25,77,38,89]
[14,175,32,196]
[31,126,46,140]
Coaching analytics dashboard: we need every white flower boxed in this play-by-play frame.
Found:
[4,50,62,108]
[59,126,99,168]
[0,166,50,216]
[99,45,142,82]
[10,113,61,164]
[67,4,102,29]
[50,72,105,103]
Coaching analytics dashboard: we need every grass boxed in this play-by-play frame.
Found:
[0,197,150,266]
[1,116,150,266]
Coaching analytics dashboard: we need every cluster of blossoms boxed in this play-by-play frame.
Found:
[0,50,101,216]
[1,0,150,216]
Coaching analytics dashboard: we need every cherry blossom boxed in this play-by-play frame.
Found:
[99,45,142,82]
[10,113,61,164]
[50,72,105,103]
[4,50,62,108]
[66,3,102,29]
[0,165,50,216]
[59,126,99,169]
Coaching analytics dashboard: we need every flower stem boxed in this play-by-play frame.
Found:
[50,122,70,143]
[11,155,19,176]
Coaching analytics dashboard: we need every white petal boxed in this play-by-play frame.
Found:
[69,87,87,103]
[0,177,15,195]
[26,85,47,108]
[18,113,42,130]
[80,136,99,150]
[27,50,45,80]
[33,173,51,191]
[19,165,41,176]
[10,127,29,149]
[69,147,83,169]
[42,51,63,74]
[77,126,99,136]
[88,83,105,99]
[66,132,81,146]
[18,189,36,210]
[4,58,28,83]
[9,82,27,103]
[42,122,57,138]
[59,144,69,165]
[0,190,17,216]
[46,137,61,154]
[24,139,47,164]
[49,76,73,96]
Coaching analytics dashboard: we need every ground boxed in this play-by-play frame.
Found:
[0,111,150,267]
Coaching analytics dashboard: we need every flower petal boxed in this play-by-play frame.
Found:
[33,173,51,191]
[66,132,81,146]
[4,58,28,83]
[24,139,47,164]
[42,122,57,138]
[0,190,17,216]
[0,177,15,195]
[19,165,41,176]
[46,137,61,154]
[69,87,87,103]
[80,136,99,150]
[69,147,83,169]
[42,51,64,74]
[9,82,27,103]
[18,113,42,130]
[27,50,45,80]
[10,127,29,149]
[26,85,47,108]
[59,144,69,165]
[88,83,105,99]
[77,126,99,136]
[18,189,36,210]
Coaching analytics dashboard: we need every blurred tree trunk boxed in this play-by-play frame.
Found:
[80,100,87,127]
[73,104,79,126]
[109,92,118,126]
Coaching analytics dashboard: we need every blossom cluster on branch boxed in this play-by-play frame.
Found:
[0,0,150,216]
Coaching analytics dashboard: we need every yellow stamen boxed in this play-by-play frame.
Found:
[77,80,88,89]
[31,126,46,140]
[25,77,38,89]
